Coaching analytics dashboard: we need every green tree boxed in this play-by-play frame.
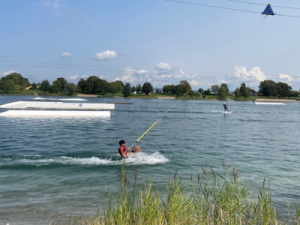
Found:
[40,80,50,92]
[179,80,191,93]
[156,88,160,94]
[85,76,99,93]
[188,90,195,97]
[203,88,211,95]
[136,84,142,93]
[77,79,86,93]
[0,80,5,90]
[50,77,67,93]
[211,85,220,94]
[163,85,171,94]
[172,85,181,96]
[30,83,38,90]
[94,79,108,93]
[56,77,67,92]
[170,85,176,94]
[66,82,76,95]
[142,82,153,95]
[123,82,131,97]
[275,82,292,98]
[218,85,228,100]
[50,81,60,93]
[1,72,30,87]
[4,80,15,91]
[220,83,229,94]
[259,80,276,97]
[131,86,136,93]
[108,82,119,94]
[249,88,256,93]
[14,85,22,91]
[240,83,250,98]
[234,87,242,98]
[114,80,124,93]
[198,88,204,94]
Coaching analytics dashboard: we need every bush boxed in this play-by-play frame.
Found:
[195,92,200,97]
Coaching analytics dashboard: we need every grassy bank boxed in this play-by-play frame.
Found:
[0,90,76,96]
[97,93,176,99]
[0,90,43,95]
[77,163,300,225]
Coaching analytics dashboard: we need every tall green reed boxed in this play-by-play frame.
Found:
[81,161,300,225]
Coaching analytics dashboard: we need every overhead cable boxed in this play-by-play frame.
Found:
[218,0,300,10]
[1,62,299,78]
[165,0,300,18]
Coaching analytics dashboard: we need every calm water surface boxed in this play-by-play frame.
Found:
[0,95,299,224]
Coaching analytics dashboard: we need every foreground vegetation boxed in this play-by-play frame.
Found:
[76,163,300,225]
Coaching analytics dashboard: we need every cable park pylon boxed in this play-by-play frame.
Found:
[261,4,275,16]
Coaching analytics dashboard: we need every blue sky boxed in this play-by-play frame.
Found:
[0,0,300,91]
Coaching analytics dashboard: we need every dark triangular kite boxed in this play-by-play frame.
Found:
[262,4,275,16]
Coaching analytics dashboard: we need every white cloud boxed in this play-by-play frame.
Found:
[67,75,89,80]
[119,67,137,83]
[156,62,171,70]
[40,0,62,9]
[191,80,199,86]
[136,70,148,75]
[158,74,172,79]
[233,66,267,82]
[3,70,18,76]
[222,66,269,91]
[279,74,292,83]
[93,50,117,60]
[60,52,71,58]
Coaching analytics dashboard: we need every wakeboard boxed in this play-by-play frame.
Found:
[149,150,163,157]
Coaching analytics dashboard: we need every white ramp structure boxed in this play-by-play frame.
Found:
[0,110,110,117]
[254,102,286,105]
[34,97,87,101]
[0,101,115,110]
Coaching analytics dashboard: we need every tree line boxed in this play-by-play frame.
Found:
[0,72,298,98]
[0,73,30,91]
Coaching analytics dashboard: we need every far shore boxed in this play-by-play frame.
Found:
[77,94,98,98]
[157,96,176,99]
[1,92,299,102]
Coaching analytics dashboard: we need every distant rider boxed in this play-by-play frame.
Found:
[223,102,229,112]
[118,140,141,159]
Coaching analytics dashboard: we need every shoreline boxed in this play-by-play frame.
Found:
[77,94,98,98]
[1,93,299,102]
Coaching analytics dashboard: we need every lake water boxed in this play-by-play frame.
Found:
[0,95,299,224]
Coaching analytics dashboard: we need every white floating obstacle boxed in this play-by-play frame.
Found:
[254,102,286,105]
[0,110,111,117]
[0,101,115,110]
[34,97,87,101]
